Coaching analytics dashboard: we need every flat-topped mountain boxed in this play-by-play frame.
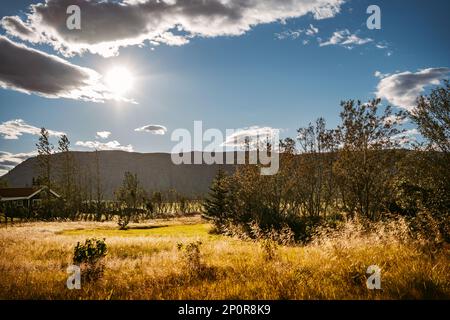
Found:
[1,151,238,199]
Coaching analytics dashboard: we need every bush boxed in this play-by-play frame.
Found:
[73,238,108,281]
[408,210,449,246]
[177,241,203,275]
[177,240,216,280]
[260,239,278,261]
[117,215,130,230]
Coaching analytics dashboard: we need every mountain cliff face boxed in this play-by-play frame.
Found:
[2,151,236,199]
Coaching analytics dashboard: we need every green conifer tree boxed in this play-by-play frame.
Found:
[203,169,229,224]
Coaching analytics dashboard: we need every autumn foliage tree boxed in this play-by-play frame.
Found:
[397,81,450,240]
[410,80,450,153]
[333,99,406,220]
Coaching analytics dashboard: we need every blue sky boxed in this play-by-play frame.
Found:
[0,0,449,174]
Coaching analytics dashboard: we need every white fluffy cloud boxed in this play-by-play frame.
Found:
[135,124,167,135]
[319,29,372,49]
[0,151,37,176]
[96,131,111,139]
[0,119,65,140]
[376,68,450,110]
[0,36,125,102]
[1,0,344,57]
[75,140,134,152]
[222,126,280,148]
[312,3,341,19]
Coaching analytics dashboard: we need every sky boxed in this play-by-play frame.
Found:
[0,0,449,175]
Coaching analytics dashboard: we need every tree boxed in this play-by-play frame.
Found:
[151,191,164,214]
[36,128,54,218]
[334,99,406,220]
[279,137,296,154]
[36,128,53,188]
[397,81,450,237]
[94,150,103,221]
[296,118,337,217]
[115,172,145,229]
[203,169,230,225]
[57,134,77,218]
[409,80,450,153]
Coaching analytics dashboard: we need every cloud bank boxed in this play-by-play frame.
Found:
[376,67,450,110]
[0,36,119,102]
[1,0,345,57]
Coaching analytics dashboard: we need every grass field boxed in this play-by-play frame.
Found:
[0,215,448,300]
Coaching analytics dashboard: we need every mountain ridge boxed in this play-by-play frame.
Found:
[1,150,238,199]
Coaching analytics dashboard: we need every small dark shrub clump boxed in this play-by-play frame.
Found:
[73,238,108,281]
[117,216,130,230]
[177,241,216,280]
[177,240,203,274]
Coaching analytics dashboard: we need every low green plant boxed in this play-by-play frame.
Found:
[73,238,108,281]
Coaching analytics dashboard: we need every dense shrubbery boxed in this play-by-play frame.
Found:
[204,83,450,243]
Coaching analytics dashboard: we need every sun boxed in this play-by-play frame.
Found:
[104,66,134,96]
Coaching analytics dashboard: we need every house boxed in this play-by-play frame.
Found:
[0,187,61,209]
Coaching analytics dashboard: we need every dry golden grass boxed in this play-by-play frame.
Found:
[0,216,448,300]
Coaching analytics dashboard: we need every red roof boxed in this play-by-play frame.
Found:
[0,188,38,198]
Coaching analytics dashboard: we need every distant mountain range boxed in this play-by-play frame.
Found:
[1,151,237,199]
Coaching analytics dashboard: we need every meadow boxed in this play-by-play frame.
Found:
[0,215,448,300]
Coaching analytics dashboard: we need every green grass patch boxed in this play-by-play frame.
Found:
[61,223,218,239]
